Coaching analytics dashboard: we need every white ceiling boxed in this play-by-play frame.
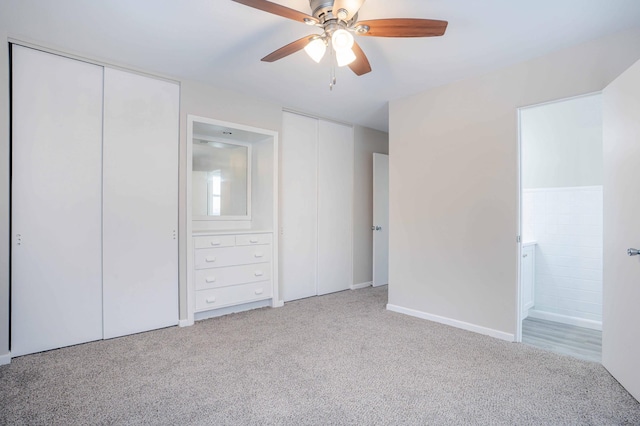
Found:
[2,0,640,132]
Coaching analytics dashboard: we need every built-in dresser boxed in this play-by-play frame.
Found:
[193,232,273,312]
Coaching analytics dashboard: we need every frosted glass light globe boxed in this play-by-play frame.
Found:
[304,38,327,63]
[336,48,356,67]
[331,29,354,52]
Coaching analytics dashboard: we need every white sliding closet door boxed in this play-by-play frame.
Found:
[281,112,318,302]
[281,112,354,301]
[11,46,104,356]
[102,68,179,339]
[317,121,353,295]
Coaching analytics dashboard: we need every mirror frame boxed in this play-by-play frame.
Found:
[188,116,253,222]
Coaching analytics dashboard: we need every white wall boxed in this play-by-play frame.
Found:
[0,30,10,360]
[250,138,275,232]
[388,27,640,339]
[353,126,389,286]
[522,94,603,189]
[524,187,603,328]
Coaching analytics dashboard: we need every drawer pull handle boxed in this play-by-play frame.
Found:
[254,253,264,258]
[205,277,216,283]
[250,239,259,243]
[210,241,221,246]
[206,257,217,263]
[255,289,264,295]
[206,297,216,304]
[254,271,264,277]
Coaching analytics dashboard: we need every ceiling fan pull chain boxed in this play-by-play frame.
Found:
[329,45,336,90]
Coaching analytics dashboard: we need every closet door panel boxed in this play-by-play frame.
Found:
[11,46,104,356]
[102,68,179,339]
[281,112,318,301]
[317,121,354,295]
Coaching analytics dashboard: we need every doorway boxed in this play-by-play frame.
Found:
[517,93,603,362]
[372,153,389,287]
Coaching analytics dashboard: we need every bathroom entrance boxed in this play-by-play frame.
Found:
[517,93,603,362]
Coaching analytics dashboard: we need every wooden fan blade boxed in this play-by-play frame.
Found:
[261,36,315,62]
[332,0,366,21]
[232,0,319,24]
[356,18,448,37]
[348,41,371,76]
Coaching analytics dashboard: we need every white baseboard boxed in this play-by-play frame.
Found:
[528,309,602,331]
[178,319,194,328]
[194,299,272,322]
[0,352,10,365]
[350,282,372,290]
[272,300,285,308]
[386,304,515,342]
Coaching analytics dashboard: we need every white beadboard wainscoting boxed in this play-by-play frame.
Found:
[522,186,603,330]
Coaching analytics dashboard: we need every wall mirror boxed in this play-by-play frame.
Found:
[191,120,253,221]
[192,139,250,218]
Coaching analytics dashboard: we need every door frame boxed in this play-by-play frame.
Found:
[515,91,602,343]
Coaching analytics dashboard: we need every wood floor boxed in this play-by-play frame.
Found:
[522,317,602,363]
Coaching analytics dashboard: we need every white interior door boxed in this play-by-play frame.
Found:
[11,46,103,356]
[102,68,179,339]
[281,112,318,301]
[602,58,640,402]
[373,153,389,287]
[317,120,353,295]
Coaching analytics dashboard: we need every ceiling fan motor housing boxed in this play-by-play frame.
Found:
[309,0,357,26]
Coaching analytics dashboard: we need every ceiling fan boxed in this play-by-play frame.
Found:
[232,0,448,80]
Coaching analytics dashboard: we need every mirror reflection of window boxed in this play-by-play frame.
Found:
[208,170,221,216]
[192,140,249,217]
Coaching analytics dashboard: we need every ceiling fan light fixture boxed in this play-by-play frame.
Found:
[304,37,327,63]
[336,48,356,67]
[331,29,354,52]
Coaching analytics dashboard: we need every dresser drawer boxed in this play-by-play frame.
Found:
[195,263,271,290]
[235,233,272,246]
[194,245,272,269]
[194,235,236,249]
[195,281,272,311]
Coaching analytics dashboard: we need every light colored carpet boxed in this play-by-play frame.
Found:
[1,286,639,425]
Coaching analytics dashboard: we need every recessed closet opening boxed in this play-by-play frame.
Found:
[186,115,279,325]
[517,93,603,362]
